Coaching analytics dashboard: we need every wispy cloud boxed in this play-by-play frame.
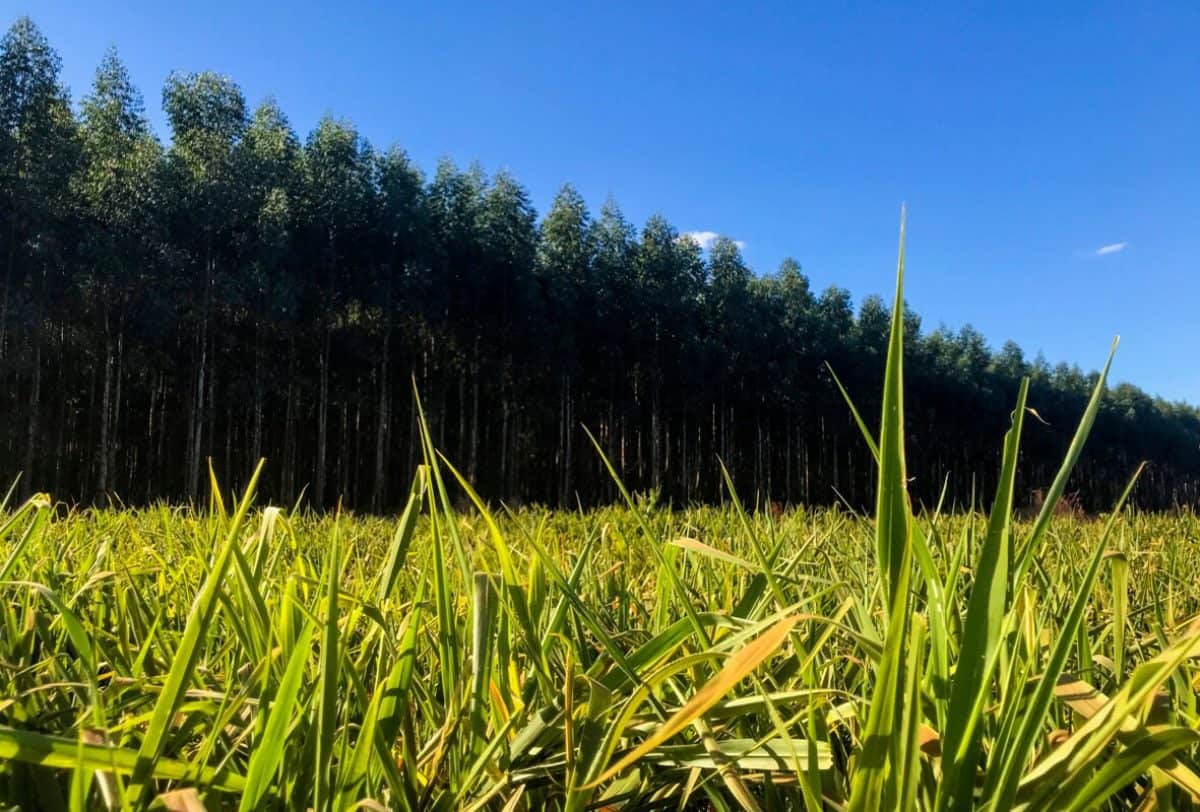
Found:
[682,231,719,249]
[1095,241,1128,256]
[682,231,746,251]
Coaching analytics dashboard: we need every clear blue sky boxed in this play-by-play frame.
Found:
[17,1,1200,403]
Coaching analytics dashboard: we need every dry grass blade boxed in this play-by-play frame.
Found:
[585,613,800,788]
[1052,676,1200,801]
[158,787,208,811]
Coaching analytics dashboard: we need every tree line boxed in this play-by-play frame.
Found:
[2,17,1197,513]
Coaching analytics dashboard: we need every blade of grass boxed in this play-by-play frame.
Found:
[584,613,801,788]
[847,206,914,812]
[125,460,265,804]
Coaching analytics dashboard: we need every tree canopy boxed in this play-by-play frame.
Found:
[1,16,1197,512]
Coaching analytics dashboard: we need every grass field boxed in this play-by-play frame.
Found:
[4,235,1200,811]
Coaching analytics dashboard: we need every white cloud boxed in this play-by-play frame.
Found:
[682,230,719,250]
[682,231,746,252]
[1095,241,1128,256]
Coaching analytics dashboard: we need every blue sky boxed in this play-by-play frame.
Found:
[16,1,1200,403]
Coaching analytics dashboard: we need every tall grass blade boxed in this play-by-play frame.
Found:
[847,207,913,812]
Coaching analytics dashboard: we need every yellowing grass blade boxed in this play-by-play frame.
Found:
[1058,727,1200,812]
[668,537,754,570]
[158,787,208,812]
[1048,676,1200,801]
[1018,630,1200,806]
[584,613,800,788]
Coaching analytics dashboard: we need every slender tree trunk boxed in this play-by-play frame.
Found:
[187,248,213,502]
[783,423,790,500]
[282,380,295,501]
[111,326,124,496]
[500,394,509,496]
[352,394,362,505]
[155,376,167,498]
[407,359,419,476]
[185,340,197,494]
[336,396,348,504]
[341,396,351,502]
[146,372,157,502]
[563,375,574,504]
[0,215,15,360]
[315,326,330,509]
[469,338,480,481]
[458,371,467,469]
[23,340,41,488]
[373,326,390,511]
[98,310,113,497]
[206,349,216,489]
[224,399,232,485]
[252,322,264,463]
[556,378,565,503]
[651,384,661,490]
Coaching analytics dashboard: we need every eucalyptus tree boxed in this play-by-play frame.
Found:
[811,285,855,496]
[425,158,485,460]
[587,199,638,495]
[0,16,79,490]
[536,184,594,500]
[370,145,425,508]
[237,99,301,483]
[706,236,754,476]
[300,115,374,508]
[75,47,163,497]
[631,214,704,489]
[755,258,817,498]
[162,70,248,499]
[475,170,539,491]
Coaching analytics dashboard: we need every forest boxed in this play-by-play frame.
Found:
[2,15,1198,513]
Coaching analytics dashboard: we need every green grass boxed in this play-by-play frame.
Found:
[4,224,1200,810]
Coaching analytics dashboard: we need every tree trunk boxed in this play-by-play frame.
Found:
[111,325,124,496]
[315,326,330,509]
[98,312,113,497]
[23,340,41,489]
[252,323,264,463]
[563,375,574,504]
[469,338,480,482]
[457,371,467,470]
[0,215,15,361]
[500,394,509,496]
[187,247,213,502]
[282,379,295,501]
[373,326,390,511]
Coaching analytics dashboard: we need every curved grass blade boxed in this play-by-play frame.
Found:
[584,613,800,788]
